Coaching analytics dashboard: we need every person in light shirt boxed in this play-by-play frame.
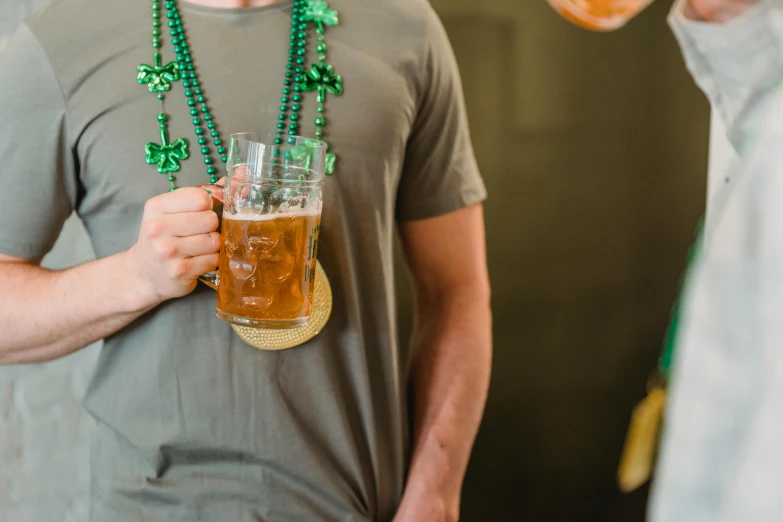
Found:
[650,0,783,520]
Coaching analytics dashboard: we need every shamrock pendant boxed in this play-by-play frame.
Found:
[288,140,337,176]
[301,0,339,32]
[137,53,181,93]
[145,113,189,174]
[302,63,343,103]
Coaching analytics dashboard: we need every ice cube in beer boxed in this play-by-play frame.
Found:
[260,249,295,284]
[248,218,280,253]
[242,277,275,311]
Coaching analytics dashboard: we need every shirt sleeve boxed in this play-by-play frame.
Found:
[668,0,783,152]
[0,22,78,259]
[395,6,486,222]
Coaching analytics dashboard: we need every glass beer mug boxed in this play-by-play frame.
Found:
[546,0,656,31]
[200,133,326,329]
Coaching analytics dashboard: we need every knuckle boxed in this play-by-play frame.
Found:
[145,218,165,239]
[169,259,189,280]
[143,197,159,216]
[155,240,177,260]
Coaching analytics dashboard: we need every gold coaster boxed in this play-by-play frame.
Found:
[231,261,332,351]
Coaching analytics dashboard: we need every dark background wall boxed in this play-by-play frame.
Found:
[395,1,710,520]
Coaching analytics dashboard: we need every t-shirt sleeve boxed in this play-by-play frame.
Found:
[395,6,487,222]
[0,23,78,259]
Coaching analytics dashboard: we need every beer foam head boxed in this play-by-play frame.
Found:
[223,210,320,221]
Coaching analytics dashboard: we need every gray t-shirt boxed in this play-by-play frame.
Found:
[0,0,485,520]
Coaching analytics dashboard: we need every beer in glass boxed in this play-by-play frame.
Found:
[546,0,656,31]
[202,133,326,329]
[217,210,321,326]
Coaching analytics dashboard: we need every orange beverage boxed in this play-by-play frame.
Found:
[217,211,321,328]
[546,0,656,31]
[199,132,327,330]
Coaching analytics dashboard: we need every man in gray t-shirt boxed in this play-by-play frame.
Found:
[0,0,491,520]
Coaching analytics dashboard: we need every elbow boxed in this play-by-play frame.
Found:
[0,330,27,364]
[417,275,492,314]
[0,343,29,365]
[0,340,62,366]
[0,348,25,365]
[476,275,491,308]
[0,337,19,364]
[456,274,491,310]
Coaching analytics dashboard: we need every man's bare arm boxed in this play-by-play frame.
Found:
[0,187,221,364]
[394,204,492,522]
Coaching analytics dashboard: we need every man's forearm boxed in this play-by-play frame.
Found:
[0,187,223,364]
[401,285,492,520]
[0,252,157,364]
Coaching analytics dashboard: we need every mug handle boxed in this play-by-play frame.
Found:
[196,183,225,291]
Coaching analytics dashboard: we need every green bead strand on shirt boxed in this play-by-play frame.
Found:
[303,22,339,174]
[141,0,343,186]
[277,0,308,145]
[165,0,225,182]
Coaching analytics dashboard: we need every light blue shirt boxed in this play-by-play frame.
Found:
[651,1,783,521]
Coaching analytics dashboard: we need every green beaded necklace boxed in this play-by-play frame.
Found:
[137,0,343,191]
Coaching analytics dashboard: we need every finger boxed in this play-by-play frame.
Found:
[188,253,220,278]
[148,187,213,216]
[194,179,226,206]
[174,232,222,257]
[212,178,226,203]
[156,210,219,238]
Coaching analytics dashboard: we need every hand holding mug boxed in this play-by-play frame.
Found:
[125,187,222,305]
